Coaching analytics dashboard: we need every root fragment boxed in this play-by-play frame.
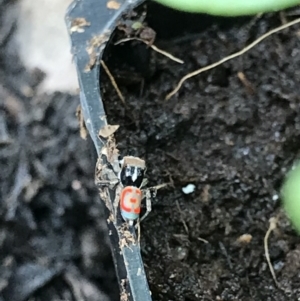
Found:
[264,217,280,288]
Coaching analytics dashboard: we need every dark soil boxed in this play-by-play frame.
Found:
[1,1,300,301]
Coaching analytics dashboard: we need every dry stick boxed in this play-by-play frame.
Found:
[264,217,280,288]
[175,200,189,234]
[237,71,255,94]
[64,272,85,301]
[173,209,208,244]
[100,60,125,104]
[197,237,208,244]
[166,17,300,100]
[115,38,184,64]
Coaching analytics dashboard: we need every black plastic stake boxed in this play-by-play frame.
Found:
[65,0,152,301]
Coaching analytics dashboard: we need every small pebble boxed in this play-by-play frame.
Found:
[182,184,195,194]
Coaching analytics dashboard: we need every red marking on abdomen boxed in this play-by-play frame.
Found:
[120,186,143,214]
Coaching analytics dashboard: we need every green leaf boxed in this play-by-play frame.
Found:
[153,0,300,16]
[282,162,300,233]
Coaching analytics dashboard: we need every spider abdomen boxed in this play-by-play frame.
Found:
[120,186,143,221]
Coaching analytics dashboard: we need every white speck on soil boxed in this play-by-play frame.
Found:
[182,184,195,194]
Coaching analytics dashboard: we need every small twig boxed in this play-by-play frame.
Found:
[5,150,31,220]
[237,71,255,94]
[197,237,208,244]
[115,37,184,64]
[100,60,125,104]
[151,183,169,190]
[219,241,233,269]
[175,200,189,234]
[64,272,85,301]
[166,17,300,100]
[0,111,13,145]
[264,217,280,288]
[163,170,175,189]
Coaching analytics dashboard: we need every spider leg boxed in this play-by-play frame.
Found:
[140,177,148,189]
[95,180,113,187]
[139,189,153,223]
[95,178,119,189]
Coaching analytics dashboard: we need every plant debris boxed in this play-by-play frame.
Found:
[70,17,91,33]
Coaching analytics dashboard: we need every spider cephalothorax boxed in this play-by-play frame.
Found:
[119,156,146,188]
